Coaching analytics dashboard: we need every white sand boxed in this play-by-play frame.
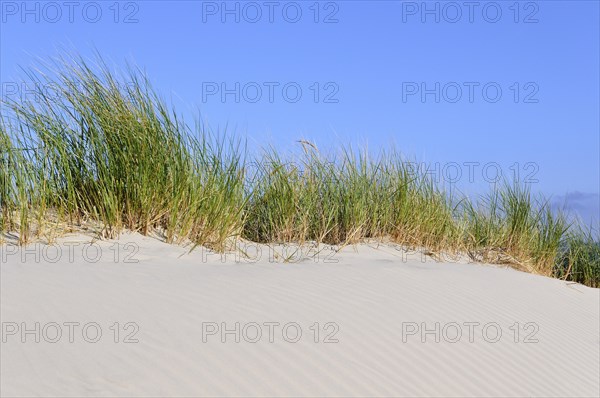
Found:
[1,233,599,397]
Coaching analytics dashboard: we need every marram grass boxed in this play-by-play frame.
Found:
[0,53,598,287]
[2,53,245,250]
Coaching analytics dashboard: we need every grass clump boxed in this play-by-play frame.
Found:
[554,226,600,287]
[2,53,245,249]
[462,183,568,275]
[243,145,458,250]
[0,118,35,243]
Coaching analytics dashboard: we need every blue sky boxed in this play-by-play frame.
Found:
[1,0,598,224]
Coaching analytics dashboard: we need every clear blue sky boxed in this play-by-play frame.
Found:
[1,0,598,223]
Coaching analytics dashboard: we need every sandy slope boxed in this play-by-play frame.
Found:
[1,233,598,397]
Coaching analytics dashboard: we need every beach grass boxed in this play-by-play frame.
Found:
[554,225,600,287]
[461,183,569,275]
[1,53,598,287]
[243,145,459,250]
[2,53,246,249]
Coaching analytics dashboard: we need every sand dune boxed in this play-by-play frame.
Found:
[1,233,598,397]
